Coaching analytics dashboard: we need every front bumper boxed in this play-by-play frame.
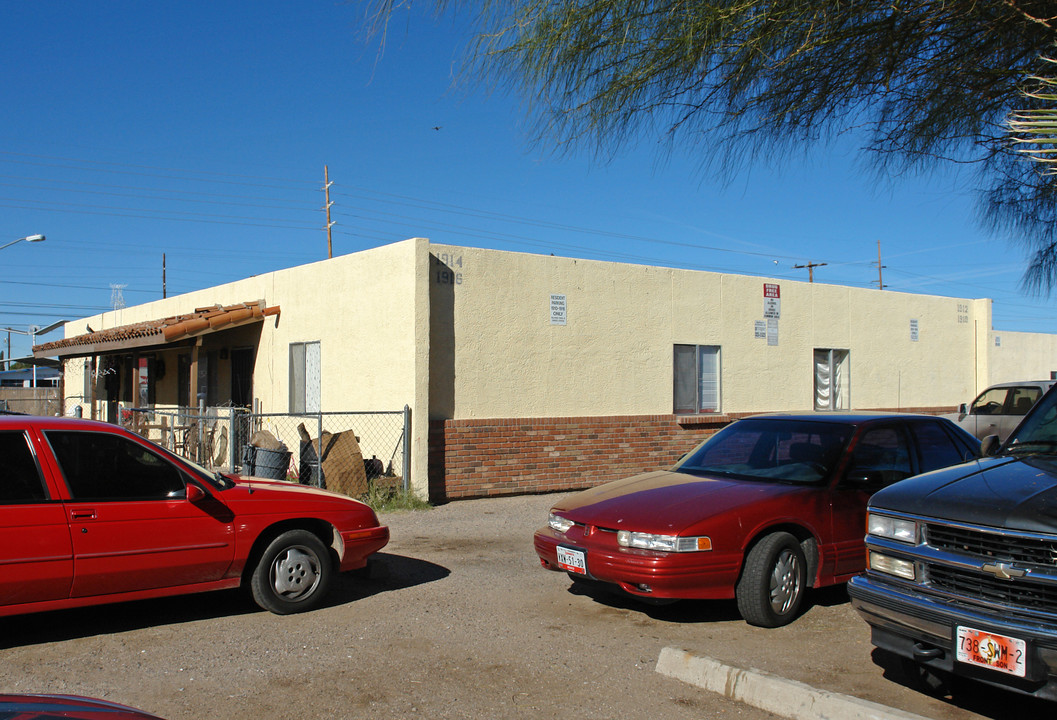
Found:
[533,526,740,600]
[337,525,390,571]
[848,573,1057,700]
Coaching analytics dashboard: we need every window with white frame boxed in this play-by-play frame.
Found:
[674,344,721,414]
[289,341,321,414]
[814,349,849,411]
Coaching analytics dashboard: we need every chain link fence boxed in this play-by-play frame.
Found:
[124,406,410,500]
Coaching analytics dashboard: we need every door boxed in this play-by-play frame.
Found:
[0,430,73,607]
[829,424,913,579]
[43,429,235,598]
[230,347,254,408]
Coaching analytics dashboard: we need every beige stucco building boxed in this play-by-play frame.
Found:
[36,237,1057,500]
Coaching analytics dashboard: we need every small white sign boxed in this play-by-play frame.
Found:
[767,318,779,346]
[754,320,766,339]
[910,319,919,342]
[550,294,567,325]
[995,336,1001,347]
[764,297,781,319]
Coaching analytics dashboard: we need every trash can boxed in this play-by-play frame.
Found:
[299,439,324,487]
[250,447,291,480]
[241,444,257,474]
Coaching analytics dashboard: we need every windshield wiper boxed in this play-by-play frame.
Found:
[1006,440,1057,455]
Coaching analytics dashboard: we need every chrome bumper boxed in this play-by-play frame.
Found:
[849,574,1057,698]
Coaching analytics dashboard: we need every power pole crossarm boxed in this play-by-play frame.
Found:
[792,261,827,283]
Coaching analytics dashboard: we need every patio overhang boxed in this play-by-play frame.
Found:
[33,300,281,359]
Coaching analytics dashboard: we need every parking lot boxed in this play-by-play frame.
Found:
[0,493,1049,719]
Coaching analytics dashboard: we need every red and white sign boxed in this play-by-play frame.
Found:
[764,284,781,319]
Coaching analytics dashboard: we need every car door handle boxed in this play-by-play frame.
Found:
[70,509,96,520]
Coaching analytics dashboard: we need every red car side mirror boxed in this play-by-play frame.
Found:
[186,484,207,503]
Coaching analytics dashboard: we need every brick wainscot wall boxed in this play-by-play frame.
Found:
[428,414,745,502]
[427,407,954,501]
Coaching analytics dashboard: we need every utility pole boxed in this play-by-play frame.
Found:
[874,239,886,290]
[792,261,827,283]
[324,165,335,259]
[163,253,167,299]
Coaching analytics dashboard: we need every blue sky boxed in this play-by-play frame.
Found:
[1,1,1051,362]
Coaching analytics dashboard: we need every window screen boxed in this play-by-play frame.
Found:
[674,345,721,414]
[289,341,321,414]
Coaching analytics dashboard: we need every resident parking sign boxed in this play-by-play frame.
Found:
[550,294,567,325]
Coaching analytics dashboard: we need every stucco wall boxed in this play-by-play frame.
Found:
[986,329,1057,390]
[63,238,429,495]
[429,244,991,418]
[55,238,1056,501]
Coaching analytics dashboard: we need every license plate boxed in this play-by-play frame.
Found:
[956,626,1026,677]
[556,546,587,575]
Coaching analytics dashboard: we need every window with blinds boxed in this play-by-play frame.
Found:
[674,344,721,414]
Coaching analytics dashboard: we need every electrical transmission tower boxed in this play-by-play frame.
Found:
[110,283,127,310]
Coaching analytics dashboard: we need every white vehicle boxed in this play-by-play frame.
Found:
[946,380,1055,441]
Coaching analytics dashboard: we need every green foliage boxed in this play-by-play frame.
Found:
[371,1,1057,291]
[361,484,433,512]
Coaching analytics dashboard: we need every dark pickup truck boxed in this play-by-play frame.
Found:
[849,384,1057,700]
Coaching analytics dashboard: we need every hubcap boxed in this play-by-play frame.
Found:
[271,546,321,600]
[768,549,801,614]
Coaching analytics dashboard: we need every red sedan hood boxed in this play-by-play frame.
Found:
[552,470,806,535]
[228,475,371,508]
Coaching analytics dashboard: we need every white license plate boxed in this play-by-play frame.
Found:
[556,546,587,575]
[956,625,1026,677]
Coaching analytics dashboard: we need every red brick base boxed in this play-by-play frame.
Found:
[426,407,956,501]
[428,414,739,501]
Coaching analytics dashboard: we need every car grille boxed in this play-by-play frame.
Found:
[926,523,1057,566]
[916,521,1057,619]
[926,564,1057,615]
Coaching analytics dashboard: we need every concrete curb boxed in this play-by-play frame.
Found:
[656,647,931,720]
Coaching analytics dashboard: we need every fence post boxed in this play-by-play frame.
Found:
[402,404,411,493]
[197,399,205,464]
[226,407,235,471]
[316,411,324,488]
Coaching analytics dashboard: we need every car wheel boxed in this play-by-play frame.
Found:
[250,529,333,614]
[735,531,807,628]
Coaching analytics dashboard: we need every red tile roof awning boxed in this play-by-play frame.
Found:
[34,301,280,359]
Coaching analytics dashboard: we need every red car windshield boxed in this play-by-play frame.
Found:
[675,418,853,485]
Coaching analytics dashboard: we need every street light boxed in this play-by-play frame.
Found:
[0,234,45,252]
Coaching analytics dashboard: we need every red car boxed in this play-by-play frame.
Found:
[0,415,389,617]
[534,413,979,627]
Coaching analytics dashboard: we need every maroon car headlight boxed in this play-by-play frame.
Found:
[616,531,712,552]
[548,513,574,533]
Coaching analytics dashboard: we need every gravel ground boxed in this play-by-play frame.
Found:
[0,493,1048,719]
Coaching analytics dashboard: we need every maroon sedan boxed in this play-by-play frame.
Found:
[0,415,388,618]
[0,694,164,719]
[534,413,979,627]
